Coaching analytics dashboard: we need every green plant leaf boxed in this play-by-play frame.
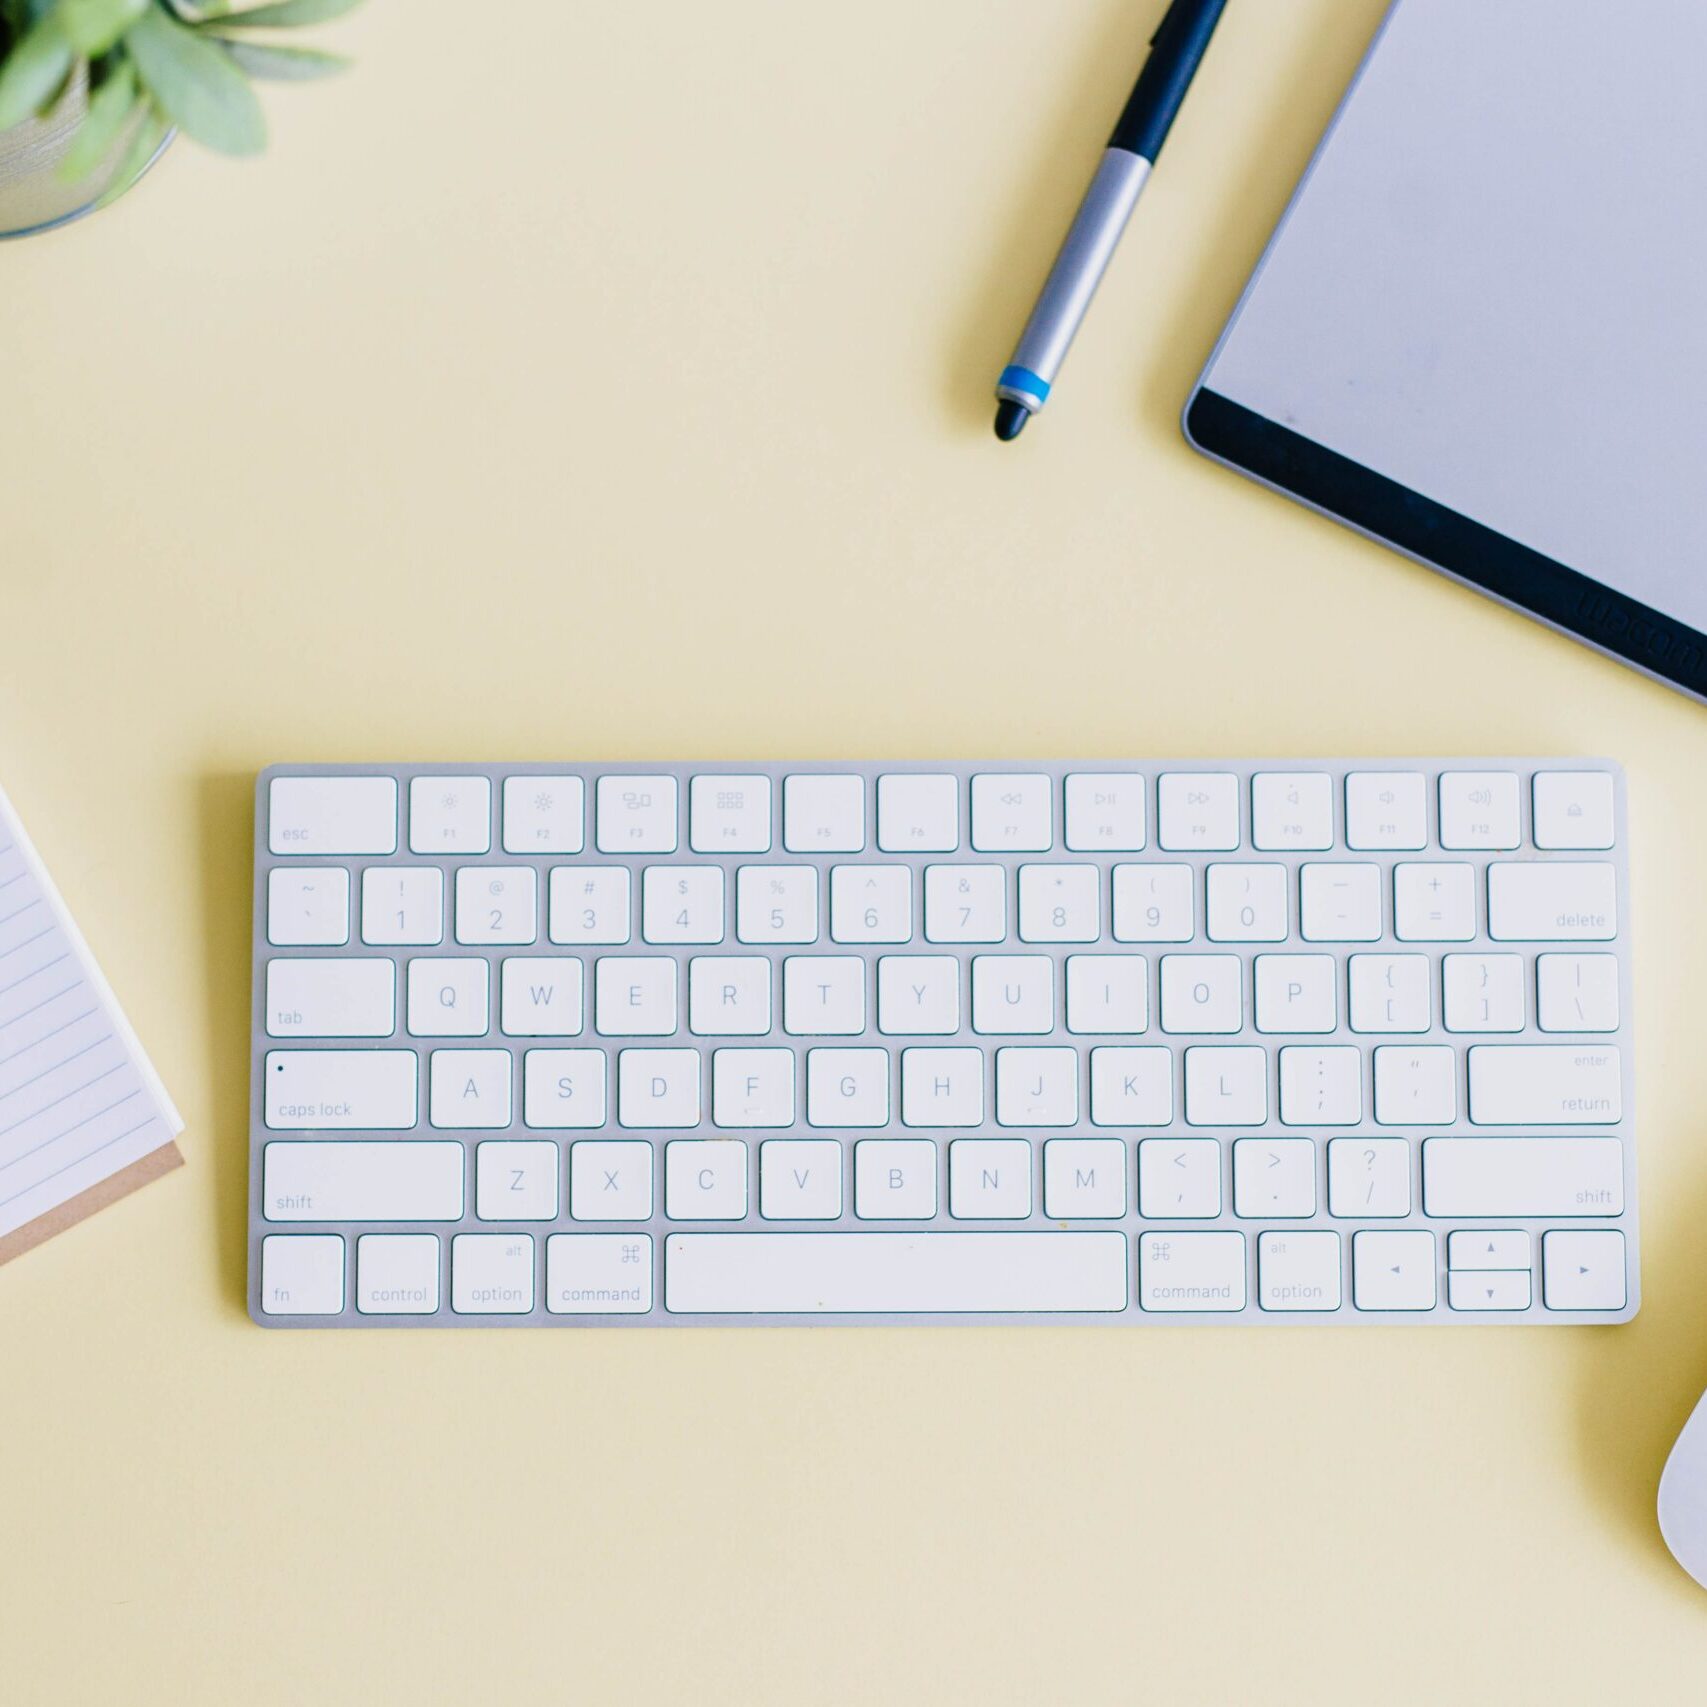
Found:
[58,0,147,55]
[0,11,72,128]
[126,3,265,153]
[58,56,135,179]
[214,36,346,78]
[94,97,165,206]
[212,0,364,26]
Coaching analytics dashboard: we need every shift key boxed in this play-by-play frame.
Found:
[1468,1045,1621,1124]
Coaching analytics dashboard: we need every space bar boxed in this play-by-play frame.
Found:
[664,1232,1129,1315]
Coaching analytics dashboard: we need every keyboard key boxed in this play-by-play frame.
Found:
[263,1141,459,1218]
[1423,1137,1624,1215]
[452,1233,534,1313]
[1352,1230,1436,1310]
[1328,1138,1410,1217]
[735,865,818,944]
[1489,861,1617,942]
[876,955,960,1035]
[689,774,771,853]
[759,1140,842,1219]
[877,773,959,852]
[950,1139,1032,1218]
[1138,1138,1220,1218]
[569,1139,653,1220]
[666,1139,749,1219]
[1234,1138,1316,1218]
[1392,863,1475,941]
[1255,955,1337,1033]
[455,866,538,945]
[522,1048,607,1129]
[665,1231,1127,1313]
[502,775,585,854]
[806,1047,889,1126]
[263,1051,418,1130]
[1089,1047,1173,1126]
[642,865,725,945]
[1064,773,1146,851]
[1349,955,1430,1032]
[1542,1230,1627,1310]
[972,955,1054,1034]
[1257,1231,1340,1311]
[1448,1270,1531,1312]
[548,867,632,945]
[1438,772,1520,849]
[1183,1046,1266,1125]
[1448,1229,1530,1270]
[546,1233,654,1313]
[1064,954,1146,1034]
[899,1047,983,1126]
[429,1048,512,1128]
[1442,953,1525,1032]
[597,775,678,853]
[711,1047,795,1126]
[269,774,397,856]
[1205,863,1287,942]
[1278,1046,1362,1125]
[855,1139,938,1218]
[784,774,864,852]
[1533,771,1615,850]
[971,773,1052,851]
[1138,1231,1246,1311]
[1157,772,1238,851]
[500,957,584,1037]
[784,955,865,1035]
[617,1047,701,1127]
[407,956,489,1037]
[1537,953,1620,1032]
[688,955,771,1036]
[476,1140,558,1220]
[409,775,491,854]
[1250,772,1333,851]
[260,1234,345,1314]
[1112,862,1194,942]
[355,1234,439,1315]
[1300,863,1382,940]
[362,866,444,946]
[1043,1138,1126,1218]
[1372,1045,1456,1124]
[594,957,677,1036]
[1160,955,1242,1034]
[1344,772,1426,850]
[829,865,912,943]
[268,868,350,947]
[265,958,394,1039]
[994,1046,1077,1126]
[923,864,1006,942]
[1467,1044,1621,1123]
[1017,864,1100,943]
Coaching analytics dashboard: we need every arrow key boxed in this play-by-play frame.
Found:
[1447,1229,1530,1271]
[1352,1229,1437,1311]
[1448,1269,1532,1311]
[1543,1229,1628,1312]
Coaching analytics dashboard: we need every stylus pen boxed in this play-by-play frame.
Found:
[993,0,1227,441]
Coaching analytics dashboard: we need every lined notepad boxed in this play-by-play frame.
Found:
[0,783,182,1265]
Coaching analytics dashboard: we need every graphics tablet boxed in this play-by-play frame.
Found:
[1185,0,1707,700]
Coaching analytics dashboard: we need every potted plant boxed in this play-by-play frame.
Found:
[0,0,362,237]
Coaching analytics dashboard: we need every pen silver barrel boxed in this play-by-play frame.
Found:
[997,148,1152,411]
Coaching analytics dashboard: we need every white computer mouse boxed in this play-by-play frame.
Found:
[1660,1389,1707,1589]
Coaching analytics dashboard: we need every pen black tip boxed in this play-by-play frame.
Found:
[993,399,1030,441]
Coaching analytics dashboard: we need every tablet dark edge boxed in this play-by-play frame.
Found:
[1185,387,1707,701]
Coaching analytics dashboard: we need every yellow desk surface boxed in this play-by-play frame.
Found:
[4,3,1707,1700]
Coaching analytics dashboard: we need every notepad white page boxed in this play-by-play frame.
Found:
[0,783,183,1245]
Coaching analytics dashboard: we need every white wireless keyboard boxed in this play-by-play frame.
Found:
[249,760,1635,1327]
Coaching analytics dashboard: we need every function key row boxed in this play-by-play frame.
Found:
[268,768,1618,860]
